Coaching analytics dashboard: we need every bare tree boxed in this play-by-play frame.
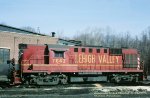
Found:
[72,26,150,74]
[21,26,36,32]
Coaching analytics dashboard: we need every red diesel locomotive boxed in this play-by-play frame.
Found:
[12,44,143,85]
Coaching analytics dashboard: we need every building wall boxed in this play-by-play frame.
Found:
[0,31,58,62]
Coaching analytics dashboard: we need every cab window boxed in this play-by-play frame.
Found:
[54,51,64,58]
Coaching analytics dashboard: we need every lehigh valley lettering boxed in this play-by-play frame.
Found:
[75,54,119,64]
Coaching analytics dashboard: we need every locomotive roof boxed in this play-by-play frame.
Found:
[46,44,135,49]
[19,43,133,50]
[19,43,106,49]
[47,44,113,49]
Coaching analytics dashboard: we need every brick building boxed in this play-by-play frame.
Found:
[0,24,58,64]
[0,24,82,65]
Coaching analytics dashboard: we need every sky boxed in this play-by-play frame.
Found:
[0,0,150,38]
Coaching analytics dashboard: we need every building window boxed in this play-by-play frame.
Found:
[54,51,64,58]
[89,48,93,53]
[74,48,78,52]
[0,48,10,64]
[96,49,100,53]
[104,49,107,53]
[82,48,85,52]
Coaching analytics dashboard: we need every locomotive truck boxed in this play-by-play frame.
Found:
[1,44,144,85]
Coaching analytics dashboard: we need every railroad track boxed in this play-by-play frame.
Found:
[0,80,150,89]
[0,81,150,98]
[0,83,150,98]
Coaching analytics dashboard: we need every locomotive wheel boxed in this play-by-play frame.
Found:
[83,77,88,82]
[107,75,114,83]
[115,77,121,83]
[59,74,68,84]
[25,80,29,85]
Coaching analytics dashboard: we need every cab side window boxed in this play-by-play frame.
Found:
[54,51,64,58]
